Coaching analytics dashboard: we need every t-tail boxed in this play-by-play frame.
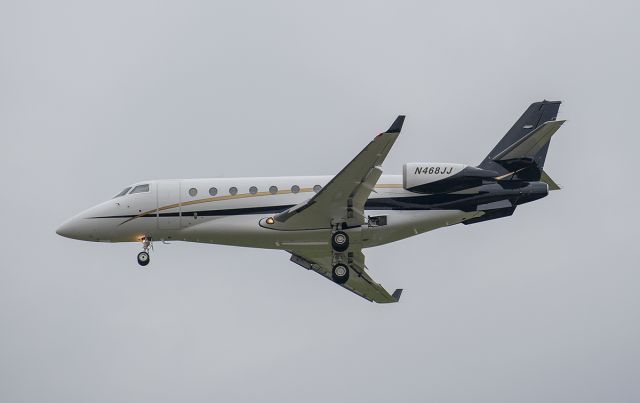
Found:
[478,100,564,189]
[401,100,566,224]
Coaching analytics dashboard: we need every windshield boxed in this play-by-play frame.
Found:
[113,187,131,198]
[130,184,149,194]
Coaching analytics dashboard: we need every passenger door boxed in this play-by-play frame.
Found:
[156,181,181,229]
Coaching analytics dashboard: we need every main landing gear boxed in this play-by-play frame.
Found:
[331,263,349,284]
[137,237,152,266]
[331,230,349,253]
[331,228,351,284]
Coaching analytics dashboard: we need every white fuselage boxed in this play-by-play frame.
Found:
[57,175,482,250]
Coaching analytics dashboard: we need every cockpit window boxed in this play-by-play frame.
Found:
[114,187,131,198]
[130,184,150,194]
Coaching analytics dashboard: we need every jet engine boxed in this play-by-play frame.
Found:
[403,162,498,194]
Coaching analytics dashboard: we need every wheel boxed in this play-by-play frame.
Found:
[137,251,150,266]
[332,263,349,284]
[331,231,349,253]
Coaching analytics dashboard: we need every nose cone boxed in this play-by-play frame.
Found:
[56,201,117,241]
[56,217,86,240]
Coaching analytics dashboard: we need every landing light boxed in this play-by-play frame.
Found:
[266,217,275,225]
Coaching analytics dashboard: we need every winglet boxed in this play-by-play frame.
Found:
[392,288,403,302]
[384,115,406,134]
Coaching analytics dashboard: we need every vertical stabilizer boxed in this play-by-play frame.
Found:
[479,100,562,181]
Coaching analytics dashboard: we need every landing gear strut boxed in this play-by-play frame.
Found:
[137,237,152,266]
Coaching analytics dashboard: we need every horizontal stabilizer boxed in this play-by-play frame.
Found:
[492,120,565,161]
[540,170,561,190]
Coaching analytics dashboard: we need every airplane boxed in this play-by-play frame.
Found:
[57,100,565,303]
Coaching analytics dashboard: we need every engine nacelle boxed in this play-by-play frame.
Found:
[403,163,467,189]
[403,162,499,193]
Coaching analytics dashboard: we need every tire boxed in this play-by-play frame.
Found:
[331,231,349,253]
[332,263,349,284]
[137,251,150,266]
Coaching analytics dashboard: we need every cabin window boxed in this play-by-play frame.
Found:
[269,186,278,194]
[130,184,150,194]
[249,186,258,195]
[313,185,322,193]
[188,187,198,197]
[291,185,300,194]
[229,187,238,196]
[209,187,218,196]
[114,187,131,198]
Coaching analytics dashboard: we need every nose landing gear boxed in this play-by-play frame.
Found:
[137,237,152,266]
[137,251,150,266]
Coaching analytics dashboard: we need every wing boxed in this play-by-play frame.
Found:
[289,247,402,304]
[272,116,405,230]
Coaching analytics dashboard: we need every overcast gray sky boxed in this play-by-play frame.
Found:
[1,1,639,402]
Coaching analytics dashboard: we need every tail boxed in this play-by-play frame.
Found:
[479,100,564,186]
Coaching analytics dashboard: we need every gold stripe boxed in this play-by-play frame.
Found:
[494,167,527,181]
[374,183,403,189]
[494,172,513,180]
[120,183,401,225]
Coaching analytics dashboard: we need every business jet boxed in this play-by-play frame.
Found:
[57,101,565,303]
